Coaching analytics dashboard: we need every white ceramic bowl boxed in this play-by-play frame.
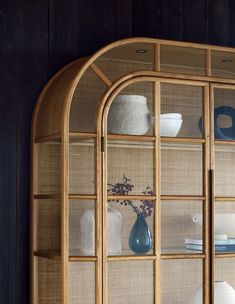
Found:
[160,113,182,119]
[160,113,183,137]
[192,213,235,238]
[192,281,235,304]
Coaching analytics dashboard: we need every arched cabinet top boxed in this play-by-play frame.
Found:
[32,37,235,140]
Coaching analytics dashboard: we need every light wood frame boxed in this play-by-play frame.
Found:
[31,37,235,304]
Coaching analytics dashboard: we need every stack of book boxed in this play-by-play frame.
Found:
[185,238,235,252]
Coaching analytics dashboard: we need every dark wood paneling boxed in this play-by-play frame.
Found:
[0,2,21,303]
[15,1,49,302]
[207,0,230,45]
[183,0,207,43]
[229,0,235,47]
[0,1,48,304]
[132,0,163,37]
[1,1,235,303]
[48,0,132,76]
[132,0,184,40]
[160,0,184,40]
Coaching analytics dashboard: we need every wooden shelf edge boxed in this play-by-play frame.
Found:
[34,194,97,200]
[161,137,206,144]
[215,197,235,202]
[34,194,206,201]
[34,133,61,143]
[107,134,156,142]
[107,135,206,144]
[215,253,235,258]
[215,139,235,145]
[34,194,61,200]
[161,195,206,201]
[34,194,235,202]
[107,195,156,200]
[34,251,61,260]
[161,253,206,260]
[34,251,98,262]
[69,194,97,200]
[107,255,156,261]
[69,132,97,138]
[69,256,97,262]
[108,195,205,201]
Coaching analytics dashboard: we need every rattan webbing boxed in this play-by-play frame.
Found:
[107,144,154,195]
[108,261,154,304]
[37,258,61,304]
[70,67,107,132]
[37,200,61,251]
[69,262,95,304]
[69,143,95,194]
[37,143,60,194]
[161,146,203,195]
[161,259,202,304]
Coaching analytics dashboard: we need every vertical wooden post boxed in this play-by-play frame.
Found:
[154,44,161,72]
[206,49,212,77]
[209,84,215,304]
[154,81,161,304]
[203,83,211,304]
[96,132,103,304]
[61,129,69,304]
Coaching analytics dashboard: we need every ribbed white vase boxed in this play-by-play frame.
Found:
[192,281,235,304]
[80,206,122,255]
[108,94,151,135]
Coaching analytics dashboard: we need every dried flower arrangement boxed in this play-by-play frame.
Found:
[108,175,154,217]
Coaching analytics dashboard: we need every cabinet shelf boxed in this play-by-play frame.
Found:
[215,196,235,202]
[69,194,97,200]
[35,133,61,143]
[33,194,207,201]
[161,253,206,260]
[34,250,61,260]
[161,195,206,201]
[70,132,97,138]
[215,139,235,145]
[34,194,61,199]
[33,194,206,200]
[107,194,156,200]
[107,134,156,142]
[107,255,156,261]
[36,134,235,146]
[108,135,206,144]
[215,253,235,258]
[35,251,235,261]
[34,250,98,262]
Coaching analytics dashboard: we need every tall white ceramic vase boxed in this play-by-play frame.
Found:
[80,206,122,255]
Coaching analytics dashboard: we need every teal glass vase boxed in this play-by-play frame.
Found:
[129,213,152,254]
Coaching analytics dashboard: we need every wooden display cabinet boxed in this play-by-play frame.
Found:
[31,38,235,304]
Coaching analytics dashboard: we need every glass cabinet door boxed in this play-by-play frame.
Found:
[103,78,209,304]
[104,80,157,304]
[213,85,235,303]
[160,80,209,304]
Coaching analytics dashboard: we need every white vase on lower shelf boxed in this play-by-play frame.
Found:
[80,206,122,255]
[192,281,235,304]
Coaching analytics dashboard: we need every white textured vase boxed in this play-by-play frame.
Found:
[192,281,235,304]
[108,94,151,135]
[80,206,122,255]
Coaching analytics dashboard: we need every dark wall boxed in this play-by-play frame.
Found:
[1,1,235,303]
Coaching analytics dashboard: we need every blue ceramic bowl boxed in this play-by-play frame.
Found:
[199,106,235,140]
